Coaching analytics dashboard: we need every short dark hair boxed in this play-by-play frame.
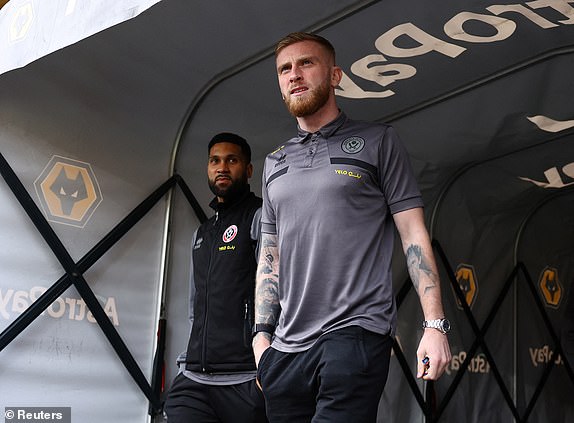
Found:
[208,132,251,163]
[275,32,336,63]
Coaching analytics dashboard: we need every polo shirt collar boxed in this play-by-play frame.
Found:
[296,111,347,143]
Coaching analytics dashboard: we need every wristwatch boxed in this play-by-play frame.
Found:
[252,323,275,337]
[422,318,451,334]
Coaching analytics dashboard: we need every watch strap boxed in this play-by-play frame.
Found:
[252,323,275,337]
[422,318,450,334]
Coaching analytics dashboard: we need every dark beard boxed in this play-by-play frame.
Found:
[285,78,331,118]
[208,175,248,201]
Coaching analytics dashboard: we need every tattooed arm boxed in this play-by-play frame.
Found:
[393,207,451,380]
[252,232,281,367]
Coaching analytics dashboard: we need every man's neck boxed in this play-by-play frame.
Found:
[212,184,250,210]
[296,100,340,134]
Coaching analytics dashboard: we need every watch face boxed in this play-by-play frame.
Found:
[441,319,451,332]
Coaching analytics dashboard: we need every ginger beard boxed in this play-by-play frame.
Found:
[283,76,331,118]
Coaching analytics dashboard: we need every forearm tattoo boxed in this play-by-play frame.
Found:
[255,233,280,326]
[406,244,438,296]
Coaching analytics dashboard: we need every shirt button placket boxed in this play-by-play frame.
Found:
[303,133,319,168]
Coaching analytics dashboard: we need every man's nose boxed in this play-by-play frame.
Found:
[289,68,302,82]
[218,160,230,173]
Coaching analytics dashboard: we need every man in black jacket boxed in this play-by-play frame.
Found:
[165,133,266,423]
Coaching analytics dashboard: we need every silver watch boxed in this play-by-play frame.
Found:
[422,318,451,334]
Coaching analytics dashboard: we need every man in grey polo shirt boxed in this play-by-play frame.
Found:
[252,32,452,422]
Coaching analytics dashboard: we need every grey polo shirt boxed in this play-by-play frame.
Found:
[261,112,423,353]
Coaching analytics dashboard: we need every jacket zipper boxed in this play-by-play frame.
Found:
[244,297,254,348]
[201,210,220,372]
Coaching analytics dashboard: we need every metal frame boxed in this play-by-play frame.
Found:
[0,151,206,415]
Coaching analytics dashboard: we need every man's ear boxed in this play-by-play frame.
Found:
[331,66,343,88]
[246,163,253,179]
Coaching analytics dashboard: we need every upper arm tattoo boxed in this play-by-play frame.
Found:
[255,233,280,326]
[406,244,438,296]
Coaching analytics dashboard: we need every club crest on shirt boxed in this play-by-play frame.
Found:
[222,225,238,243]
[341,136,365,154]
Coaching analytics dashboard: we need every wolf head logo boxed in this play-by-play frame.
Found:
[454,264,478,309]
[35,156,103,228]
[539,267,562,308]
[49,167,89,216]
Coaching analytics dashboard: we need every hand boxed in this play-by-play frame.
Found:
[416,329,452,380]
[252,333,271,391]
[252,332,271,368]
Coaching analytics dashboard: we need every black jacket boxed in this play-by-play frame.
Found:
[185,189,262,373]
